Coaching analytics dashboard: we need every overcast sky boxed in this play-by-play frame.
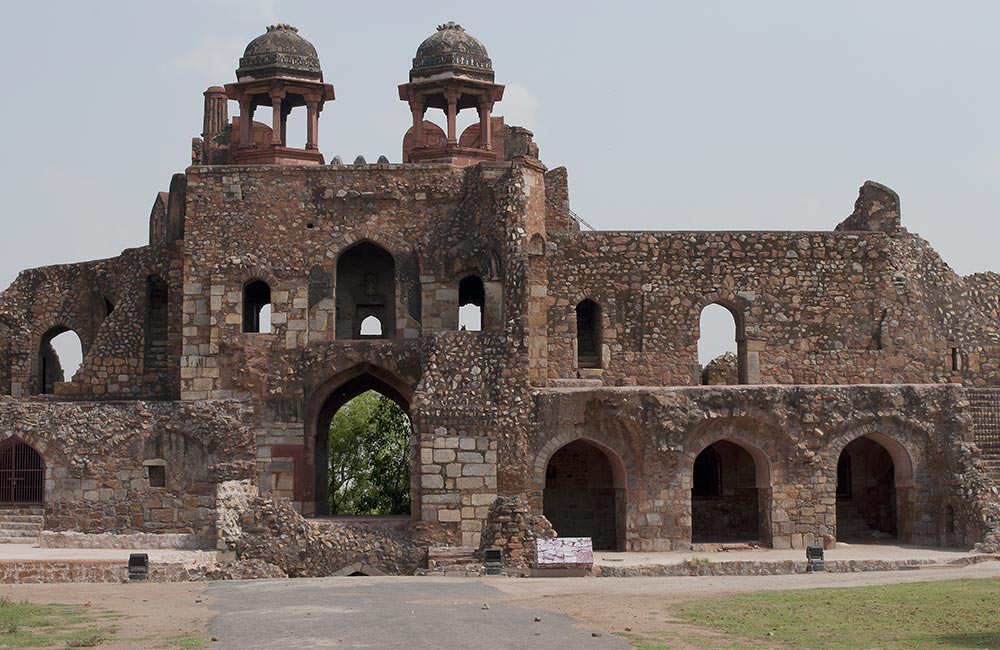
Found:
[2,1,999,367]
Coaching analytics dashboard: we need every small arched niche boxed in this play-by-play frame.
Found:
[243,280,272,333]
[0,437,45,504]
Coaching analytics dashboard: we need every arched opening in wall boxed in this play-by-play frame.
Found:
[359,315,383,337]
[336,242,396,340]
[0,438,44,505]
[691,440,770,544]
[313,373,413,517]
[698,303,745,385]
[144,275,169,375]
[543,439,626,550]
[575,300,602,369]
[242,280,272,333]
[458,275,485,331]
[836,435,911,542]
[38,327,83,394]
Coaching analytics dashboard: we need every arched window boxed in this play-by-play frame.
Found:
[458,275,485,331]
[698,302,746,385]
[38,327,83,394]
[243,280,272,333]
[336,242,396,340]
[576,299,601,369]
[360,315,383,337]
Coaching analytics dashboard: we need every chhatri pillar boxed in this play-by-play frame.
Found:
[398,22,505,167]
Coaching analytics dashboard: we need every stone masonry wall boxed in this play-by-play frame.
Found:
[0,399,254,534]
[0,243,182,399]
[528,384,994,551]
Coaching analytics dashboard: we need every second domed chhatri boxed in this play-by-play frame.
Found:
[398,22,506,166]
[237,23,324,82]
[410,22,494,82]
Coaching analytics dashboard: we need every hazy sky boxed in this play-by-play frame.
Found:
[2,1,999,368]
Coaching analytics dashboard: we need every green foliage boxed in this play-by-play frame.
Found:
[328,390,411,515]
[665,578,1000,650]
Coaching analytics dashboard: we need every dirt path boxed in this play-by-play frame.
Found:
[1,581,211,649]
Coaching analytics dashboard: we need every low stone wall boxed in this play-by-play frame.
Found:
[38,531,214,550]
[216,480,429,576]
[594,553,1000,577]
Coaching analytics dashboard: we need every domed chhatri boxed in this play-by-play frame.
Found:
[398,22,505,166]
[410,22,494,82]
[237,23,324,82]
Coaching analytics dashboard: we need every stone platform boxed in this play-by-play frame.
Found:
[0,542,995,583]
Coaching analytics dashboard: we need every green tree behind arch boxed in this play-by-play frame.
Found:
[328,390,411,515]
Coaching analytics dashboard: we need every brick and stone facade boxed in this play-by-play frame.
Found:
[1,22,999,573]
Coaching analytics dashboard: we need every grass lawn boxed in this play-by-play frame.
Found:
[0,597,207,649]
[627,578,1000,650]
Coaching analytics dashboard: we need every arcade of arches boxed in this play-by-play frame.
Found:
[537,429,918,550]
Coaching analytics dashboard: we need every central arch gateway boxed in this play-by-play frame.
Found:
[304,366,416,517]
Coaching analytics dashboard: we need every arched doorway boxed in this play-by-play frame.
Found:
[310,369,414,517]
[836,435,911,541]
[0,438,44,505]
[543,439,626,550]
[691,439,771,544]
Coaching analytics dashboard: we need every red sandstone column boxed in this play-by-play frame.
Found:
[239,98,253,147]
[444,91,460,144]
[306,100,319,150]
[269,90,285,146]
[409,99,426,146]
[478,99,493,151]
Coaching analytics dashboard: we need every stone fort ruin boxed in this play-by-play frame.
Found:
[1,22,999,574]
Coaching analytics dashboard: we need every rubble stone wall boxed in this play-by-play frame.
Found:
[0,399,255,534]
[528,384,993,551]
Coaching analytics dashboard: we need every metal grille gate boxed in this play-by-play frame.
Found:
[0,440,44,505]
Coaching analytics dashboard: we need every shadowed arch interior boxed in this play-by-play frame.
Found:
[37,326,83,394]
[836,434,912,542]
[336,242,396,339]
[691,439,771,544]
[543,439,626,550]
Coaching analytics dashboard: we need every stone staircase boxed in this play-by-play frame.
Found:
[966,388,1000,481]
[420,546,483,576]
[0,507,44,544]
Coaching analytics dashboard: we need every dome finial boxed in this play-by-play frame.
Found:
[436,22,464,32]
[266,23,299,33]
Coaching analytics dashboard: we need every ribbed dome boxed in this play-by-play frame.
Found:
[411,22,494,82]
[237,24,323,82]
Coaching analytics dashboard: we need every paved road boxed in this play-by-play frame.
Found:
[206,577,628,649]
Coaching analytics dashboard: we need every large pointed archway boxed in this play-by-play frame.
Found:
[542,439,626,550]
[305,366,416,517]
[691,439,771,544]
[836,433,913,542]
